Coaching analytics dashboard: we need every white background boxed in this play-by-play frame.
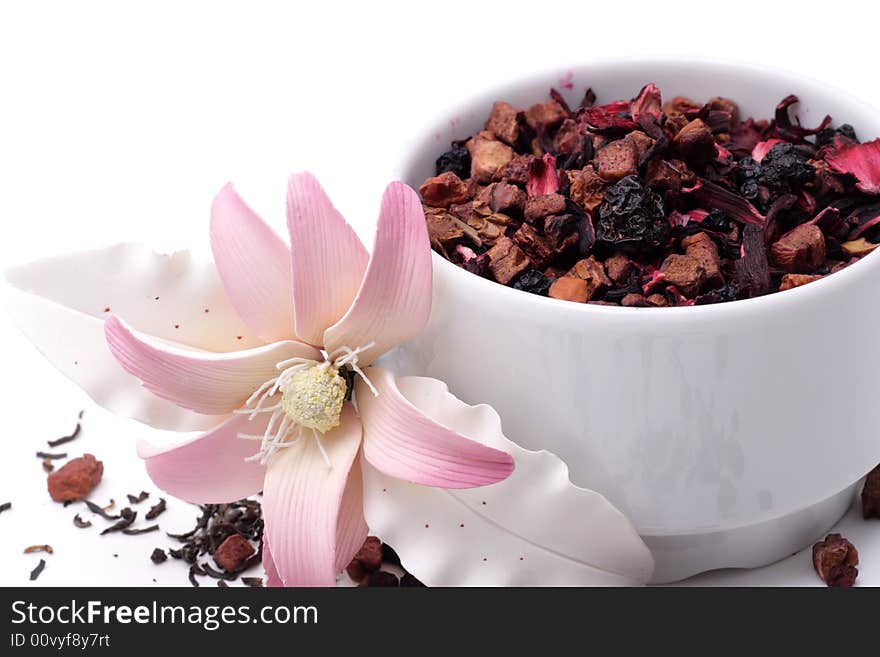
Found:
[1,0,878,586]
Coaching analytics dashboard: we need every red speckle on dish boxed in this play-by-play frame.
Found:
[154,296,160,301]
[482,557,487,562]
[74,360,79,366]
[424,523,429,528]
[481,501,487,506]
[236,335,243,340]
[174,324,180,329]
[559,70,574,90]
[459,523,464,528]
[103,307,110,313]
[382,488,387,493]
[204,308,210,313]
[519,557,524,561]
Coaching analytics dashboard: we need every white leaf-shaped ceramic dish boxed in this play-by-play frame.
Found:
[362,375,654,586]
[5,243,262,431]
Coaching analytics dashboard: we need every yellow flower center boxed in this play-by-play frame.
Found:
[279,364,347,433]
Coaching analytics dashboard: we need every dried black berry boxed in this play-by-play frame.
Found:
[695,283,739,305]
[815,123,858,147]
[596,175,668,253]
[701,209,732,233]
[513,269,554,296]
[435,143,470,179]
[759,143,815,193]
[735,156,762,201]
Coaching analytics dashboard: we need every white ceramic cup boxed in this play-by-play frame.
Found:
[388,59,880,582]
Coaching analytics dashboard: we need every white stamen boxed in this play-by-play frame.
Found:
[312,429,331,468]
[246,377,278,406]
[330,342,379,397]
[235,343,380,465]
[232,403,280,416]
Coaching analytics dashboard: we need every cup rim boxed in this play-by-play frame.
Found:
[400,57,880,320]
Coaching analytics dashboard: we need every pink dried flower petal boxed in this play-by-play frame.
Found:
[683,179,765,225]
[824,138,880,195]
[667,210,690,228]
[631,83,661,124]
[751,138,785,163]
[526,153,559,196]
[641,270,667,295]
[582,100,637,133]
[774,95,831,141]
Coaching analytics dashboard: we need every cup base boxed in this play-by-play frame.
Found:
[644,483,858,583]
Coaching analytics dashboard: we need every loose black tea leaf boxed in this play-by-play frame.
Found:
[188,563,205,588]
[0,502,10,515]
[47,411,84,448]
[166,529,196,542]
[150,548,167,564]
[73,514,92,528]
[29,559,46,581]
[84,500,120,520]
[145,498,166,520]
[155,499,263,586]
[217,580,229,588]
[200,562,237,581]
[42,458,54,473]
[36,451,67,460]
[100,508,137,535]
[241,577,263,588]
[23,544,54,554]
[123,524,159,536]
[127,491,150,504]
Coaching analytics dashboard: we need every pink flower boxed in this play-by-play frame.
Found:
[104,173,514,586]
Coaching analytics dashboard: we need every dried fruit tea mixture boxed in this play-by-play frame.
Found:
[421,84,880,306]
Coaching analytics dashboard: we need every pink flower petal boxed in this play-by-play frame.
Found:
[323,182,431,366]
[6,243,263,432]
[825,138,880,195]
[262,404,367,586]
[357,368,515,489]
[287,173,369,345]
[752,138,785,163]
[137,414,269,503]
[262,536,283,587]
[210,184,297,343]
[105,315,320,415]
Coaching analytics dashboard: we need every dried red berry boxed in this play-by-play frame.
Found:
[812,533,859,587]
[346,535,383,583]
[213,533,256,573]
[47,454,103,502]
[862,464,880,519]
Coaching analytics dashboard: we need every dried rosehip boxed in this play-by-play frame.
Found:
[435,143,471,179]
[862,464,880,519]
[759,143,815,194]
[596,175,668,253]
[513,269,554,296]
[812,533,859,587]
